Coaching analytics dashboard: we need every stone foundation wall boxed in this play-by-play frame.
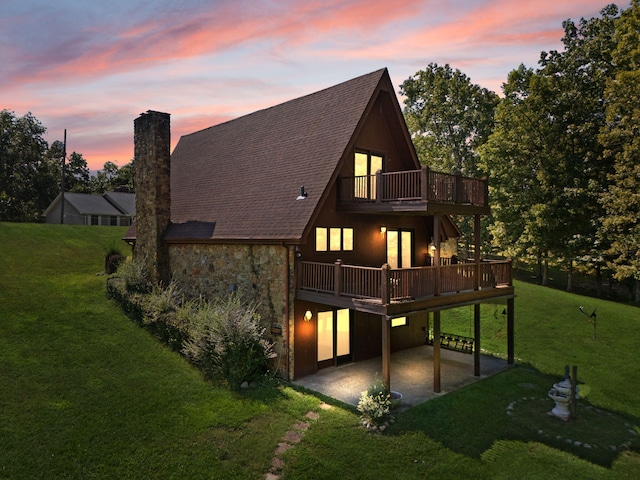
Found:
[169,243,294,378]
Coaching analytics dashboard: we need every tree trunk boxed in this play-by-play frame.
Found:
[595,264,603,298]
[566,259,573,292]
[541,251,549,286]
[537,251,543,284]
[635,278,640,304]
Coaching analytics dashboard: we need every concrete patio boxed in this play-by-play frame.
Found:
[293,345,511,410]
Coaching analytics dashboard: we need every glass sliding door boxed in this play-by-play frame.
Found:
[317,309,352,370]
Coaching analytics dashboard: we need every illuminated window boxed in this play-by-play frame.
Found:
[316,227,354,252]
[316,227,328,252]
[391,317,407,327]
[355,151,384,199]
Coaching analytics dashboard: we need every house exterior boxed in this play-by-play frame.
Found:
[129,68,514,391]
[43,191,135,226]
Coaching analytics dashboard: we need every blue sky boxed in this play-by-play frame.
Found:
[0,0,613,168]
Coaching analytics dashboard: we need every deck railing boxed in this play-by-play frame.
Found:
[299,259,511,304]
[338,166,488,206]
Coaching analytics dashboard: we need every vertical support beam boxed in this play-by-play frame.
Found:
[421,166,429,201]
[433,310,441,393]
[474,214,481,290]
[334,259,343,297]
[507,297,515,364]
[375,170,383,203]
[381,263,391,305]
[474,303,481,377]
[382,315,391,391]
[433,214,441,296]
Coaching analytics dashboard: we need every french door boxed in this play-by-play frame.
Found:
[386,229,413,269]
[317,308,352,370]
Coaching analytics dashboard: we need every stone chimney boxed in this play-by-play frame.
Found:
[134,110,171,285]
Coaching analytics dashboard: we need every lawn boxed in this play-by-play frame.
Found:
[1,222,638,479]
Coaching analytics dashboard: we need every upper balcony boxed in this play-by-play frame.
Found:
[296,259,513,316]
[337,167,489,216]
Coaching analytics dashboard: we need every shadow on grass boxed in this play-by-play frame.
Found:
[387,364,640,467]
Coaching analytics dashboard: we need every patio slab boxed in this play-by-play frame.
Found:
[293,345,511,410]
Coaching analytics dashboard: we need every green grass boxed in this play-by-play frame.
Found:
[1,222,639,479]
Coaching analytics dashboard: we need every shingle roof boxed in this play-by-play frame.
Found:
[170,68,390,242]
[104,192,135,215]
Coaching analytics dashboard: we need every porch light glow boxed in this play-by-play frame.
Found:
[304,310,313,321]
[380,226,386,235]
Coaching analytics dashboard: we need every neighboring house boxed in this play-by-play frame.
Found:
[127,68,515,390]
[43,191,135,226]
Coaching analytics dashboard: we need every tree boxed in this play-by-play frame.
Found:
[599,0,640,302]
[400,63,499,176]
[90,160,135,194]
[400,64,499,254]
[481,5,620,289]
[0,110,58,222]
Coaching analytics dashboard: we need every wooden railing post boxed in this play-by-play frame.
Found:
[482,176,489,206]
[334,259,343,296]
[474,214,481,290]
[434,214,441,296]
[455,172,463,204]
[375,170,383,203]
[421,166,429,201]
[381,263,391,304]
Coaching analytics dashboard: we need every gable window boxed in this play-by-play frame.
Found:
[316,227,354,252]
[355,151,383,199]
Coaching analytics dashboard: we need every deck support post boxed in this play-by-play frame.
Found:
[473,303,481,377]
[382,315,391,391]
[507,297,515,364]
[433,310,441,393]
[474,214,481,290]
[434,214,441,296]
[334,259,343,297]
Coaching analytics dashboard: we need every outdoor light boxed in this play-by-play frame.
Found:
[304,310,313,321]
[380,226,386,235]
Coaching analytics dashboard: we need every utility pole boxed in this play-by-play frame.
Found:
[60,129,66,224]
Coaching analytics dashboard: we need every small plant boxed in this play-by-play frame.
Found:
[103,241,125,274]
[182,293,276,389]
[357,377,393,431]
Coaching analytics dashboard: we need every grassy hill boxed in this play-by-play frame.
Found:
[1,222,638,479]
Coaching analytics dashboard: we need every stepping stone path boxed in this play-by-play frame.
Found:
[265,403,331,479]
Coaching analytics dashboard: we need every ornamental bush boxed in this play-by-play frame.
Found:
[357,378,393,431]
[182,293,276,389]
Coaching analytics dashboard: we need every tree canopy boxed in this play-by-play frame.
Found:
[400,63,499,176]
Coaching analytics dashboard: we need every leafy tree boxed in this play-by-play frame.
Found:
[0,110,58,222]
[91,160,135,194]
[401,64,499,254]
[599,0,640,302]
[481,5,620,289]
[400,63,499,176]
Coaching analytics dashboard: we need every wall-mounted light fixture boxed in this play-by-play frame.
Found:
[380,226,386,235]
[304,310,313,321]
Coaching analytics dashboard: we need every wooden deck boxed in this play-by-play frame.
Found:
[297,259,514,315]
[338,167,489,215]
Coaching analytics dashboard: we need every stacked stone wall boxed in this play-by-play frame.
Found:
[169,243,294,378]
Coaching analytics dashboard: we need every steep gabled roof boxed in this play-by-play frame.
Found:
[170,68,397,242]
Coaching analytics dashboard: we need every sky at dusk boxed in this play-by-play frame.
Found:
[1,0,616,170]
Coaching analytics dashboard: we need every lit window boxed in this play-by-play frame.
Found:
[391,317,407,328]
[316,227,354,252]
[316,227,328,251]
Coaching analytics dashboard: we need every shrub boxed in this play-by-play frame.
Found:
[357,378,393,431]
[115,257,152,294]
[182,293,276,388]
